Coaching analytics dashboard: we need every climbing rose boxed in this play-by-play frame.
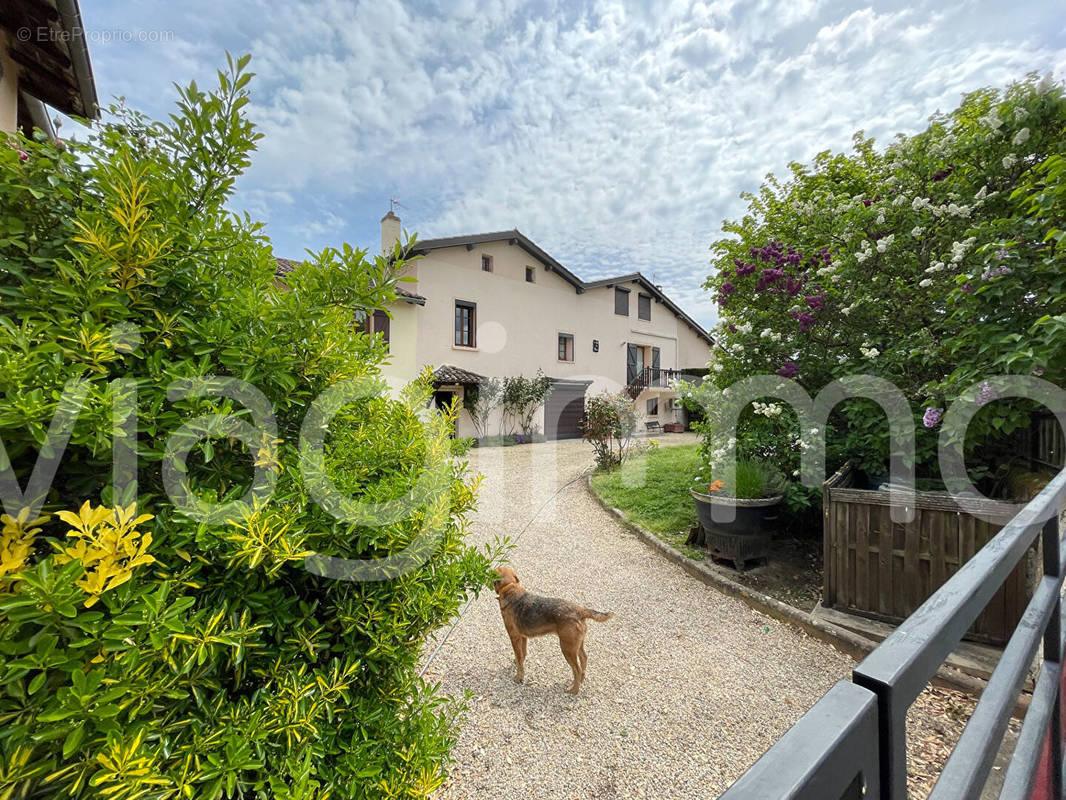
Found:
[923,407,943,428]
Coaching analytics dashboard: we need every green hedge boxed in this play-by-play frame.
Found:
[0,56,498,800]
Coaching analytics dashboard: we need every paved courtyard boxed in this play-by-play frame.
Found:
[422,436,858,799]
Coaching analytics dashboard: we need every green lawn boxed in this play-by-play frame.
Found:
[590,444,703,558]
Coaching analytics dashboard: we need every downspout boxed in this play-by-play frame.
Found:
[21,93,55,138]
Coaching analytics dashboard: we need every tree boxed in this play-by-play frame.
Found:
[501,372,552,436]
[583,392,639,469]
[703,73,1066,482]
[462,377,502,438]
[0,55,498,800]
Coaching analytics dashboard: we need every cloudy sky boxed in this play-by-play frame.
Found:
[83,0,1065,328]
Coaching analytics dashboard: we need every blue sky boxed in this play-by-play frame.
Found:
[82,0,1065,329]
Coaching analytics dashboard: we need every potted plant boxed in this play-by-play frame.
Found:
[689,459,786,569]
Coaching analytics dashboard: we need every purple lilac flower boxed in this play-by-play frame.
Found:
[735,262,756,277]
[805,294,826,310]
[720,281,736,296]
[728,324,737,333]
[778,361,799,379]
[976,382,995,407]
[980,265,1012,280]
[923,407,943,428]
[795,312,816,332]
[961,283,974,293]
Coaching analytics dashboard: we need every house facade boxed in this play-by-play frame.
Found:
[282,211,713,439]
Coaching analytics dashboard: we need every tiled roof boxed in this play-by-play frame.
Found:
[431,365,486,385]
[407,237,713,344]
[409,230,586,293]
[273,258,426,305]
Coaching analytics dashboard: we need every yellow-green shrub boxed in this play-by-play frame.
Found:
[0,55,497,799]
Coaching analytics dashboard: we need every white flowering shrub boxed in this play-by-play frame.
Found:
[705,73,1066,481]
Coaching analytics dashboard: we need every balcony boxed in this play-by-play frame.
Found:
[625,367,683,399]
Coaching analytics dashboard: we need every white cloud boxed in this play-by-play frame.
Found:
[86,0,1066,328]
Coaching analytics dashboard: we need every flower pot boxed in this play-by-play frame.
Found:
[689,489,783,570]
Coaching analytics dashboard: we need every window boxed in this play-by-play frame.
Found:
[614,286,630,316]
[638,293,652,321]
[558,333,574,362]
[455,300,476,347]
[525,266,535,283]
[647,397,659,416]
[481,255,493,272]
[362,310,391,351]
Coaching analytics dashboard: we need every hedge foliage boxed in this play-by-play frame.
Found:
[0,55,498,799]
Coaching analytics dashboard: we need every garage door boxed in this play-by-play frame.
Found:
[544,379,591,440]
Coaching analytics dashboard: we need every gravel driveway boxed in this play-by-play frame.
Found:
[422,436,858,799]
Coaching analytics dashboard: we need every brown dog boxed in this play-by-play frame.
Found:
[493,566,613,694]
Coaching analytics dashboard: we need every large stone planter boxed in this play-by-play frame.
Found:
[689,489,783,570]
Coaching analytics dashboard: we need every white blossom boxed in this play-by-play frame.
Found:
[925,262,945,274]
[1037,73,1055,95]
[860,344,880,359]
[981,112,1004,130]
[912,196,931,212]
[876,234,895,253]
[974,185,988,201]
[1014,107,1029,122]
[1003,153,1018,169]
[1012,127,1030,146]
[919,278,933,288]
[911,226,924,238]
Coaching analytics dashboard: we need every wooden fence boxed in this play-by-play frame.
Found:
[822,464,1039,645]
[1031,413,1066,470]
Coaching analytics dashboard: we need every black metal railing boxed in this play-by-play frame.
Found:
[719,467,1066,800]
[626,367,682,397]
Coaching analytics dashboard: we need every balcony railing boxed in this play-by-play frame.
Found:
[718,466,1066,800]
[626,367,683,398]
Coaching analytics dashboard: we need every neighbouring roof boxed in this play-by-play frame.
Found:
[2,0,99,122]
[408,232,713,345]
[431,364,486,385]
[273,257,427,305]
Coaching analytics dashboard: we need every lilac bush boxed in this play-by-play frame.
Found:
[703,74,1066,482]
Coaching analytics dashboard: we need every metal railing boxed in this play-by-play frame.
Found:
[626,367,682,397]
[719,467,1066,800]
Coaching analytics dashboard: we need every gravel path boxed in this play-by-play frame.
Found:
[423,436,858,799]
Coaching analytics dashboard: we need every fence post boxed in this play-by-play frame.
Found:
[1042,512,1063,800]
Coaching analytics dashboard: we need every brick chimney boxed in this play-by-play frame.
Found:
[380,209,401,255]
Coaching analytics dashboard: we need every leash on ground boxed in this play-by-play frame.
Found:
[418,466,594,678]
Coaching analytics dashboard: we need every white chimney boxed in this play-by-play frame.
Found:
[380,210,401,255]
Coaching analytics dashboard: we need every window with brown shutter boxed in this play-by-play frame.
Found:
[638,293,652,321]
[373,310,390,350]
[614,287,630,316]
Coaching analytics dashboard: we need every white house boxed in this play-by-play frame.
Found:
[279,210,713,439]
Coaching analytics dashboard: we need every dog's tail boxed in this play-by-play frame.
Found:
[580,607,613,622]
